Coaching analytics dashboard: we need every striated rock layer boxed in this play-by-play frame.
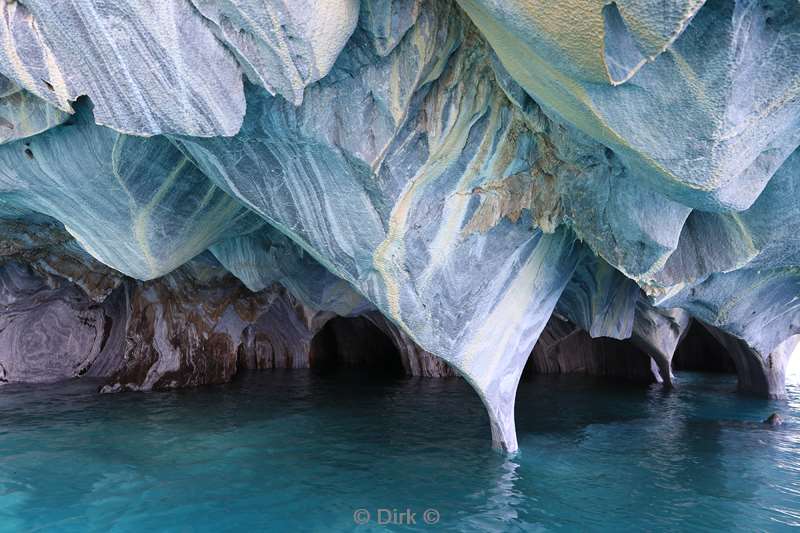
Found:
[0,0,799,452]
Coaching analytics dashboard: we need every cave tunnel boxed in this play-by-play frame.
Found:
[521,317,656,384]
[309,317,406,378]
[672,320,736,374]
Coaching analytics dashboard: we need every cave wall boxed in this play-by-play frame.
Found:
[0,262,108,383]
[702,325,800,399]
[0,249,454,389]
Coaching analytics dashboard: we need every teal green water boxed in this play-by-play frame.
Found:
[0,370,798,532]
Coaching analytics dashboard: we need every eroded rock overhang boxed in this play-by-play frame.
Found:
[0,0,799,453]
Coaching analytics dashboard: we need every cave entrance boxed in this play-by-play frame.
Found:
[521,316,656,384]
[308,317,405,378]
[672,320,736,374]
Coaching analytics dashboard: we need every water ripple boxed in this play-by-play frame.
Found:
[0,371,797,531]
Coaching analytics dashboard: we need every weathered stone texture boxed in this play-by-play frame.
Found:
[0,0,799,452]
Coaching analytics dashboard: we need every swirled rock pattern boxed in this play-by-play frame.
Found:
[0,104,263,280]
[0,0,798,452]
[0,262,106,383]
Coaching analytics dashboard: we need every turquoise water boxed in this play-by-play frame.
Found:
[0,370,798,532]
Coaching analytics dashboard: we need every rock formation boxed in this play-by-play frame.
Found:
[0,0,799,452]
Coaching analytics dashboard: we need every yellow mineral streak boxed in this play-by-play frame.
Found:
[131,157,189,277]
[456,0,709,194]
[263,2,304,103]
[372,74,485,326]
[416,81,499,290]
[40,33,70,108]
[172,189,244,272]
[371,11,461,174]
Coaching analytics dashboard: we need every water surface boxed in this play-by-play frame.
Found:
[0,370,798,531]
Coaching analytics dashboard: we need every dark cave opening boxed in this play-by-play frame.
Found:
[521,317,656,384]
[308,317,406,378]
[672,320,736,374]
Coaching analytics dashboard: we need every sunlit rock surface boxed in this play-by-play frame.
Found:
[0,0,799,452]
[0,1,245,136]
[191,0,359,105]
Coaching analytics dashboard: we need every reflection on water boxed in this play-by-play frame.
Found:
[0,370,798,531]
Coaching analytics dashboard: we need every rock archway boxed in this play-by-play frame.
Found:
[309,316,405,378]
[672,321,736,374]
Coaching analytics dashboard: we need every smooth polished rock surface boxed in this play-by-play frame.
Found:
[0,103,263,280]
